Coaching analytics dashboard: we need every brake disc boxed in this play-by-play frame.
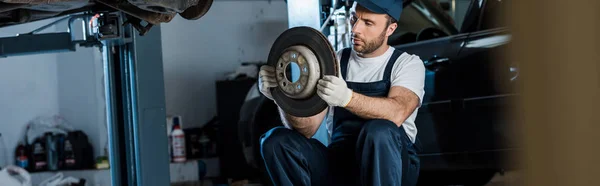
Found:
[267,26,338,117]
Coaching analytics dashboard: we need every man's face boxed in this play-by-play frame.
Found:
[350,4,397,55]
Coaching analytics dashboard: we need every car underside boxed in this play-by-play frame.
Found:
[0,0,213,31]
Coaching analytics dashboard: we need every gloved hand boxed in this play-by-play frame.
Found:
[258,65,277,100]
[317,75,353,107]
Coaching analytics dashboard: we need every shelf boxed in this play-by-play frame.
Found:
[170,157,220,183]
[170,156,219,164]
[26,158,220,185]
[28,168,110,174]
[29,168,111,186]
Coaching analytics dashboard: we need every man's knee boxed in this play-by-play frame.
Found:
[260,127,294,156]
[359,119,399,143]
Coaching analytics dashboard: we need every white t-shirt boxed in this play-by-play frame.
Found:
[320,46,425,143]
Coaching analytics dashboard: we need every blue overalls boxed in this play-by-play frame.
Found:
[260,48,420,186]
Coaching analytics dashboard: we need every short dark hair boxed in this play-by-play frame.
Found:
[385,14,398,26]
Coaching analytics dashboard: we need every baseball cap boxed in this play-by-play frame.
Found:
[355,0,404,21]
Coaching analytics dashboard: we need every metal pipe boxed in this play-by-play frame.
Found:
[102,43,122,186]
[22,15,71,35]
[345,9,351,48]
[67,14,88,33]
[334,13,338,50]
[68,14,91,41]
[319,0,339,33]
[320,13,333,32]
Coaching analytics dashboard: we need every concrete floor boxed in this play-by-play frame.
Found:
[172,171,524,186]
[484,171,523,186]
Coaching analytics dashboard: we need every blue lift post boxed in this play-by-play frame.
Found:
[103,14,171,186]
[0,12,171,186]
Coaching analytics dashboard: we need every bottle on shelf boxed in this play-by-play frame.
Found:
[63,132,76,169]
[30,137,48,172]
[45,132,58,171]
[15,141,29,169]
[56,134,66,169]
[171,117,186,163]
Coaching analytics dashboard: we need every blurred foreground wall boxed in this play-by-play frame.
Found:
[512,0,600,185]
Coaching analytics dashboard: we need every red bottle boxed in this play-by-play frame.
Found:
[15,142,29,169]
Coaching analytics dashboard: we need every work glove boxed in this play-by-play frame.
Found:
[258,65,277,100]
[317,75,353,107]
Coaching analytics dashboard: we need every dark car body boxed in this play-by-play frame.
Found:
[240,0,516,185]
[394,0,515,165]
[389,0,516,184]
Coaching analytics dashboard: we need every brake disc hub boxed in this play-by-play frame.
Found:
[275,45,320,99]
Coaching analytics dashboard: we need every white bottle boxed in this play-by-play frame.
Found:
[171,118,186,163]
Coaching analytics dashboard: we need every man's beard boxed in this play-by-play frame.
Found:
[353,29,386,55]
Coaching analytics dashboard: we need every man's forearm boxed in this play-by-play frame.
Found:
[345,91,414,126]
[277,107,327,138]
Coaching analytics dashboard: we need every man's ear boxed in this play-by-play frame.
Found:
[386,23,398,37]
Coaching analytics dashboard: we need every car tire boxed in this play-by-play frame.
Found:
[237,95,282,185]
[250,97,281,186]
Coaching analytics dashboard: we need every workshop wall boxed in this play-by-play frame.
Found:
[0,19,107,168]
[0,53,60,166]
[160,1,288,128]
[0,20,61,166]
[56,46,108,162]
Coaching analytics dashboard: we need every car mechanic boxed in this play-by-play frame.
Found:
[258,0,426,185]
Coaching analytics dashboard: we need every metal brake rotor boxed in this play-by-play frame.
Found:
[267,26,338,117]
[275,45,321,99]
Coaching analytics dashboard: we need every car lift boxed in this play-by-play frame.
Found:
[0,13,170,186]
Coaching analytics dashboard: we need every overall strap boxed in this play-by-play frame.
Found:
[340,48,352,80]
[382,49,402,81]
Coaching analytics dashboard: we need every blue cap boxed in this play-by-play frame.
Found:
[355,0,403,21]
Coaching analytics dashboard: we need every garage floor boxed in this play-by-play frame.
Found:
[484,171,523,186]
[173,171,524,186]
